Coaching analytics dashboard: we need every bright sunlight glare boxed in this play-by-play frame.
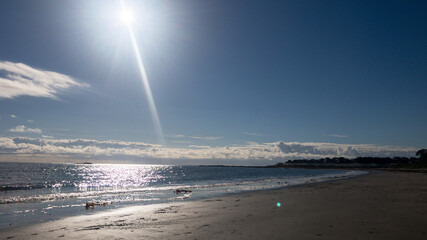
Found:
[119,8,134,25]
[119,0,165,145]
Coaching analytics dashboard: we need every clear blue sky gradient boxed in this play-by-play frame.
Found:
[0,0,426,148]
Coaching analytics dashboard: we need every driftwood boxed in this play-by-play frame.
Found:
[173,189,192,194]
[85,202,109,209]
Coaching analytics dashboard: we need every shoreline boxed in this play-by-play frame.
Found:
[0,168,363,230]
[1,171,426,239]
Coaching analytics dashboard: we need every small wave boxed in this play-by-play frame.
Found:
[0,188,146,204]
[0,185,47,191]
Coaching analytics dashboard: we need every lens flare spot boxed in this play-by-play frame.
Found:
[277,202,281,207]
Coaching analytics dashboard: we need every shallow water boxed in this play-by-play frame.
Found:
[0,162,365,229]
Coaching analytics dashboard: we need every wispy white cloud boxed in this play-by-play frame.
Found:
[10,114,17,118]
[0,61,89,99]
[189,136,223,140]
[171,140,192,144]
[0,137,418,164]
[169,134,223,140]
[169,134,186,138]
[188,145,212,149]
[326,134,348,138]
[27,120,34,123]
[9,125,42,134]
[41,135,54,139]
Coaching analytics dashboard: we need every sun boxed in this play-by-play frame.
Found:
[119,8,134,25]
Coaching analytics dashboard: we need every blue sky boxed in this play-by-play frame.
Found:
[0,0,425,164]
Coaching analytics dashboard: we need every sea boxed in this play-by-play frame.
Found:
[0,162,366,229]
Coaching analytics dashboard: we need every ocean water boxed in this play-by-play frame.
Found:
[0,162,365,229]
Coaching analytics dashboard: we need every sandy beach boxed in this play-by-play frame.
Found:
[1,171,426,240]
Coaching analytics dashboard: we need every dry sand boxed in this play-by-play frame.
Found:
[1,171,426,240]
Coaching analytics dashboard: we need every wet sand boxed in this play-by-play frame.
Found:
[1,171,426,240]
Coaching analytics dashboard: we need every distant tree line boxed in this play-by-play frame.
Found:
[271,149,427,168]
[285,156,418,165]
[416,149,427,163]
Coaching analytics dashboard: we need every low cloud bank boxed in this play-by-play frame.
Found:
[0,137,417,164]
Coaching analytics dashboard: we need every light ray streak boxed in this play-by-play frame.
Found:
[121,0,165,145]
